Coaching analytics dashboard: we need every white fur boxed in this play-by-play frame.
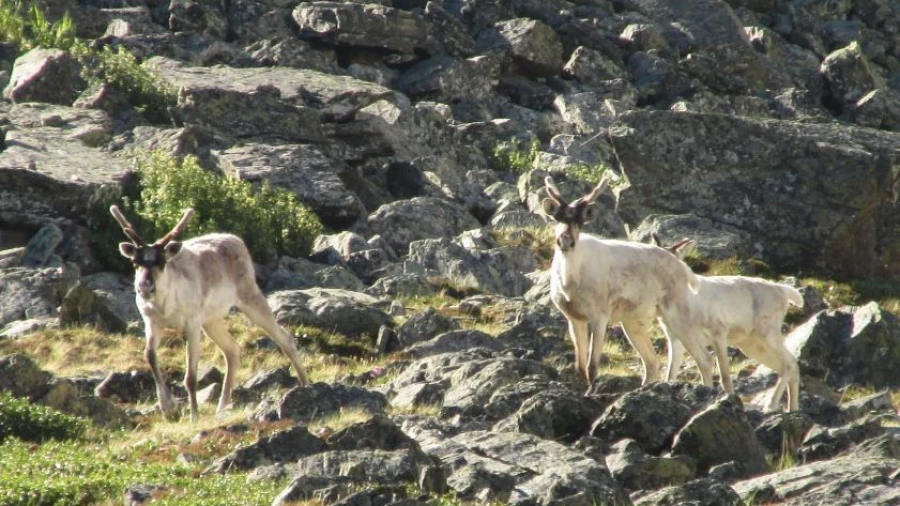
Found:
[549,234,711,387]
[126,233,308,422]
[664,242,802,412]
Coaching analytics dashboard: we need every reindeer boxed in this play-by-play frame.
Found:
[658,238,802,411]
[541,177,714,390]
[111,206,309,421]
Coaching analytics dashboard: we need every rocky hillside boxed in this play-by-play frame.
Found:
[3,0,900,505]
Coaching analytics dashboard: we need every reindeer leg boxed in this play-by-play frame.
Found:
[144,319,177,418]
[621,319,661,385]
[184,324,202,422]
[665,332,686,382]
[203,320,241,415]
[586,314,610,385]
[239,291,309,386]
[566,319,590,385]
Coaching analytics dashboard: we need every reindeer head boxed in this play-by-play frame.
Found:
[111,205,194,298]
[541,176,608,252]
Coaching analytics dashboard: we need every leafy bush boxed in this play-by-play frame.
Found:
[73,43,177,124]
[490,139,539,174]
[0,392,89,442]
[99,150,324,265]
[0,0,76,53]
[0,438,286,506]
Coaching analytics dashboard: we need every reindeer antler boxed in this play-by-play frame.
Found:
[110,205,146,246]
[544,176,567,205]
[582,175,610,204]
[154,208,195,246]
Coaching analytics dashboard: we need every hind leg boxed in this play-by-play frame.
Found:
[202,320,241,414]
[586,314,611,384]
[239,290,309,385]
[741,334,799,412]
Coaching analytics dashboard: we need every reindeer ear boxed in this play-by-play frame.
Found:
[541,198,561,219]
[671,239,697,259]
[164,241,183,260]
[119,242,137,259]
[580,203,600,224]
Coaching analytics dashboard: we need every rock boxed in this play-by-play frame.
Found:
[493,386,607,443]
[326,414,423,452]
[732,455,900,505]
[38,378,129,427]
[19,222,64,268]
[633,477,744,506]
[0,353,53,400]
[415,430,631,505]
[407,237,538,297]
[0,103,127,222]
[293,2,444,56]
[212,143,365,230]
[94,369,156,403]
[670,395,770,478]
[367,197,481,256]
[0,266,74,328]
[3,48,82,105]
[264,256,364,293]
[206,424,327,473]
[168,0,227,38]
[798,415,886,462]
[590,381,720,454]
[785,302,900,389]
[610,110,900,278]
[406,329,505,359]
[395,307,461,350]
[820,41,880,113]
[268,288,393,339]
[272,382,388,422]
[479,18,564,78]
[605,439,694,492]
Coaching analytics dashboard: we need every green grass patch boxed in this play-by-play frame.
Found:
[0,393,89,443]
[0,438,287,506]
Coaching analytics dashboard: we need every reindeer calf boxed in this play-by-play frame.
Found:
[663,239,802,412]
[111,206,309,421]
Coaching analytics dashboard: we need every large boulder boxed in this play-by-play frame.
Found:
[3,48,82,105]
[610,110,900,279]
[784,302,900,389]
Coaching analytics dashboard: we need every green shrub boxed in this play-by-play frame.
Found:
[0,1,76,53]
[101,150,323,265]
[490,139,539,174]
[0,392,89,443]
[73,44,177,124]
[0,438,286,506]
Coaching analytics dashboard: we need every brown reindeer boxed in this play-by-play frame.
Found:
[111,205,309,421]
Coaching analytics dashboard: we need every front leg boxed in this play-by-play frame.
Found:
[184,324,202,422]
[144,319,177,418]
[566,319,590,384]
[586,314,611,385]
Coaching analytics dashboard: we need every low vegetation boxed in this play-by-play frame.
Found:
[0,392,89,443]
[490,139,611,185]
[91,150,324,270]
[0,0,76,54]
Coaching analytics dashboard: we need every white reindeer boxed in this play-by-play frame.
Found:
[111,206,309,421]
[541,177,714,390]
[661,238,802,412]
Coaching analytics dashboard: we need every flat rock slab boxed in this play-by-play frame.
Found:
[0,103,127,220]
